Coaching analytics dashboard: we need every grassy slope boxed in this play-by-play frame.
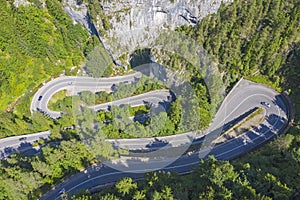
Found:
[0,0,88,110]
[0,0,92,138]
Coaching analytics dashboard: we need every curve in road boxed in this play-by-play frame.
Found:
[31,72,142,119]
[38,78,290,199]
[2,77,289,159]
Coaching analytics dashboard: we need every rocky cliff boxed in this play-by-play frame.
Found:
[63,0,232,66]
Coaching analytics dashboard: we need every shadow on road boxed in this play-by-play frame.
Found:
[203,107,260,143]
[272,95,288,113]
[0,137,51,160]
[145,138,169,149]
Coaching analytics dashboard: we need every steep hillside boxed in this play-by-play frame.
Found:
[0,0,89,111]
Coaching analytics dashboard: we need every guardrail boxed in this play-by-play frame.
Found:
[280,91,296,135]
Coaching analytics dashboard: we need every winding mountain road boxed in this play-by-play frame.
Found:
[30,72,143,119]
[38,77,289,199]
[0,72,291,199]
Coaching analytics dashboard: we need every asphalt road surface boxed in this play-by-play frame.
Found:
[5,77,287,158]
[2,77,288,157]
[0,131,50,159]
[30,72,142,119]
[1,71,289,199]
[90,90,172,112]
[106,78,288,151]
[38,78,289,199]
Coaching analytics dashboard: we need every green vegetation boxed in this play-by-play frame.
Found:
[0,0,103,138]
[49,74,164,108]
[71,157,275,199]
[176,0,300,182]
[0,0,89,110]
[0,137,119,200]
[216,108,265,144]
[85,45,113,77]
[48,74,204,139]
[177,0,299,86]
[95,104,174,139]
[129,105,149,116]
[48,90,67,111]
[87,0,111,36]
[130,49,214,131]
[112,76,164,100]
[72,0,300,199]
[0,0,299,199]
[73,130,300,199]
[245,107,264,122]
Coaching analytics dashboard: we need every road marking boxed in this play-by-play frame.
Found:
[215,98,284,158]
[62,159,200,198]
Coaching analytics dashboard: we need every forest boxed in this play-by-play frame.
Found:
[0,0,299,199]
[177,0,299,87]
[71,157,293,200]
[72,0,300,199]
[0,0,101,138]
[0,0,89,110]
[49,73,209,139]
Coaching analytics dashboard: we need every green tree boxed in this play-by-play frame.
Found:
[116,177,137,196]
[85,45,113,78]
[133,190,146,200]
[168,98,182,130]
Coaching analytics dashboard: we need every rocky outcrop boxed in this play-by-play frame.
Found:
[63,0,91,31]
[63,0,232,66]
[14,0,33,7]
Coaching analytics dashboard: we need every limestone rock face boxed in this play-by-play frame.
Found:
[63,0,90,29]
[63,0,232,65]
